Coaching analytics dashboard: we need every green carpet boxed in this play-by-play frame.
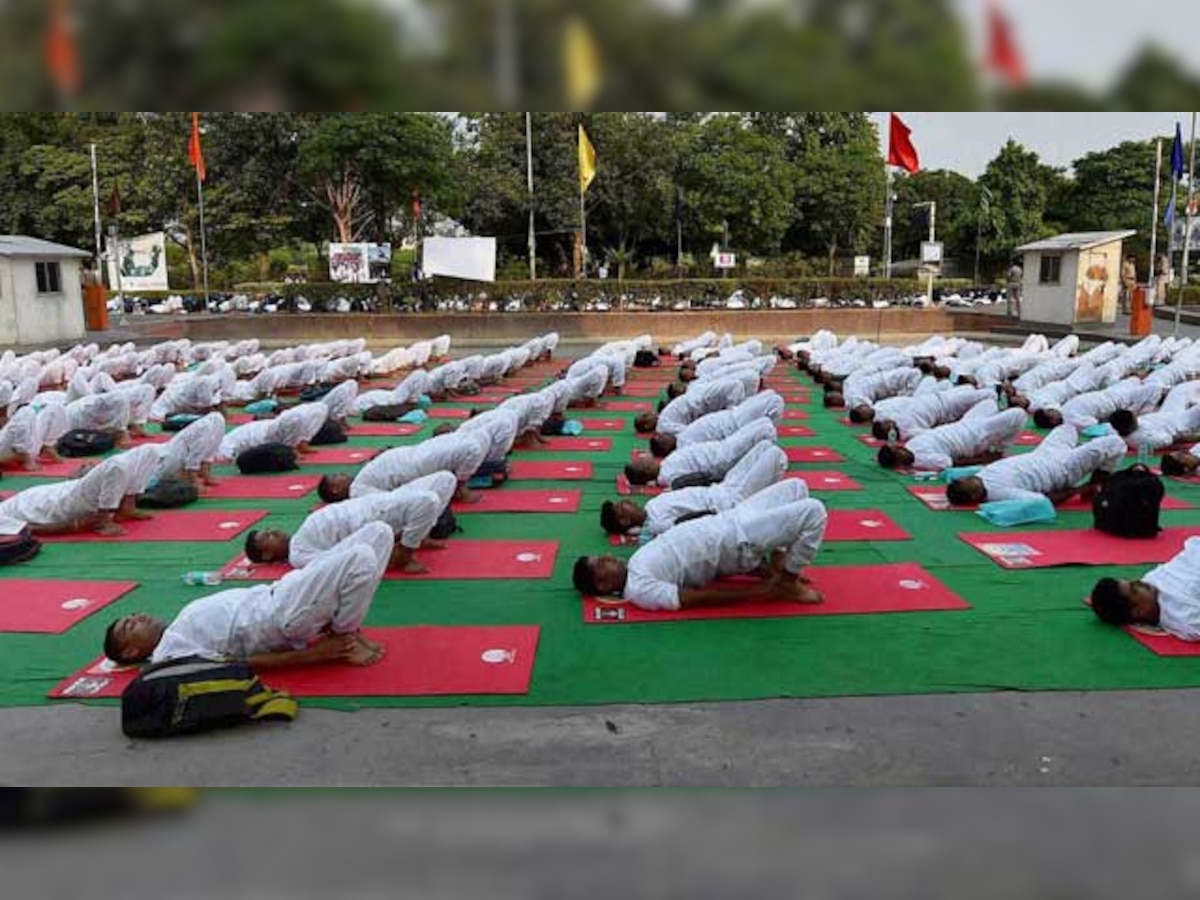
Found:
[5,367,1200,711]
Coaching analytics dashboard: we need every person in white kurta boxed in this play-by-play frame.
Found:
[65,393,132,437]
[355,370,433,414]
[218,403,329,460]
[576,494,828,611]
[672,331,717,357]
[645,379,748,436]
[947,426,1127,506]
[627,418,776,488]
[154,412,226,485]
[879,408,1027,471]
[602,443,790,539]
[672,391,785,448]
[0,444,160,535]
[870,387,994,441]
[0,404,66,469]
[105,521,395,668]
[840,367,924,418]
[1090,538,1200,640]
[320,380,359,425]
[1123,405,1200,452]
[150,375,222,422]
[327,432,488,503]
[249,473,457,574]
[564,367,608,406]
[1059,379,1163,431]
[458,408,521,465]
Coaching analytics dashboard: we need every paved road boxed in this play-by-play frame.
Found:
[5,689,1200,785]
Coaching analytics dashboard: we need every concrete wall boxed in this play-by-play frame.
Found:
[0,257,86,346]
[1021,250,1080,327]
[139,308,1009,349]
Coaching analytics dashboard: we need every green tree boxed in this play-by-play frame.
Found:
[892,169,981,267]
[978,139,1062,262]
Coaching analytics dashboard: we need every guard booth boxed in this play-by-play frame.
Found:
[1014,231,1136,326]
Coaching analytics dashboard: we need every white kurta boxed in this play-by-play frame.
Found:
[978,427,1127,503]
[350,433,488,498]
[657,380,747,436]
[657,418,777,488]
[906,408,1027,472]
[151,521,394,662]
[156,412,226,478]
[1145,538,1200,641]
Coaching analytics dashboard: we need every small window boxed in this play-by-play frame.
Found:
[35,261,62,294]
[1039,255,1062,285]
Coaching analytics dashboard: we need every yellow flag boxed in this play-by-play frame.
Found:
[565,17,602,109]
[579,125,597,195]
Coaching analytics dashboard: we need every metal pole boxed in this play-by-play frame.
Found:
[196,168,210,306]
[1176,111,1198,335]
[883,166,894,278]
[90,143,103,276]
[926,201,937,305]
[579,189,587,279]
[1150,138,1163,311]
[108,224,123,299]
[497,0,517,108]
[526,112,536,280]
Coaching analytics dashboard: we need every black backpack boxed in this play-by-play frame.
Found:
[300,385,333,403]
[634,350,661,368]
[57,429,116,457]
[0,527,42,565]
[1093,465,1165,538]
[310,419,348,445]
[670,472,717,491]
[137,477,199,510]
[540,416,568,436]
[236,442,299,475]
[362,403,416,422]
[162,414,202,432]
[429,505,462,540]
[120,656,298,739]
[456,379,481,396]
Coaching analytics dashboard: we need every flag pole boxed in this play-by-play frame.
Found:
[580,183,587,279]
[90,143,103,276]
[195,166,210,306]
[1176,111,1198,336]
[883,165,894,279]
[1150,138,1163,312]
[526,112,536,281]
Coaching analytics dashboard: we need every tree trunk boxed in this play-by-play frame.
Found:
[182,223,200,289]
[827,239,838,277]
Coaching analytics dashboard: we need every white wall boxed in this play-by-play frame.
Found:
[1020,250,1081,326]
[0,257,86,347]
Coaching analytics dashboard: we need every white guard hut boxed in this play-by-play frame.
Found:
[1015,231,1136,327]
[0,236,91,346]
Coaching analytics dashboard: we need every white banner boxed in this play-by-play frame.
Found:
[107,231,169,291]
[423,236,497,282]
[329,243,371,284]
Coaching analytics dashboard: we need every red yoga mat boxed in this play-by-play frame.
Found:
[616,474,663,496]
[513,437,613,453]
[788,470,862,492]
[347,423,422,438]
[129,433,170,445]
[3,458,86,479]
[959,527,1200,569]
[220,539,560,582]
[908,485,1194,513]
[778,425,817,438]
[779,394,811,405]
[855,434,885,448]
[582,563,968,624]
[0,579,139,634]
[427,408,472,420]
[606,510,909,547]
[1015,431,1043,447]
[623,384,667,397]
[782,410,810,421]
[1126,628,1200,657]
[602,401,653,413]
[452,490,581,514]
[303,447,380,466]
[786,446,845,464]
[573,417,628,432]
[203,476,321,500]
[49,625,540,699]
[508,460,593,481]
[42,509,269,543]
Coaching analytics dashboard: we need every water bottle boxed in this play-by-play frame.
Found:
[888,426,899,444]
[1137,442,1151,467]
[182,571,222,587]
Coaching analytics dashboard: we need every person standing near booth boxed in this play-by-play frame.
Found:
[1120,255,1138,315]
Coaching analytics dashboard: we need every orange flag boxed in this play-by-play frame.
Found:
[45,0,80,97]
[188,113,207,183]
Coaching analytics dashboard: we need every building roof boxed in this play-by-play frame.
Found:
[1016,231,1137,253]
[0,236,91,259]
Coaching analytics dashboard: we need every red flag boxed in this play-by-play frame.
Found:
[45,0,80,97]
[986,3,1027,86]
[411,189,422,220]
[188,113,207,183]
[887,113,920,174]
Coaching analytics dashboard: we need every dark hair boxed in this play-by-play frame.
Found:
[317,475,343,504]
[872,420,893,441]
[624,463,651,486]
[1032,409,1059,429]
[823,392,843,409]
[432,423,457,436]
[467,408,483,419]
[572,557,598,595]
[656,400,667,413]
[649,434,675,458]
[946,478,979,507]
[634,414,657,434]
[1108,409,1138,437]
[877,445,900,469]
[1161,453,1187,477]
[244,530,265,563]
[103,620,128,664]
[1090,578,1134,625]
[599,501,622,535]
[667,383,686,400]
[848,405,873,424]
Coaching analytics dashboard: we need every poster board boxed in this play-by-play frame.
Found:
[106,232,169,291]
[423,237,497,282]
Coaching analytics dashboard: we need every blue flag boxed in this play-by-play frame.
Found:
[1171,122,1186,180]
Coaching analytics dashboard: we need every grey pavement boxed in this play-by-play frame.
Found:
[5,689,1200,786]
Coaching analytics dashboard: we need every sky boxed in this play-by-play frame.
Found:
[874,113,1192,179]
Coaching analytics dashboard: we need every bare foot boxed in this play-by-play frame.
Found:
[117,509,155,522]
[95,522,127,537]
[22,460,40,472]
[402,559,429,574]
[421,539,447,550]
[344,643,382,666]
[355,633,385,655]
